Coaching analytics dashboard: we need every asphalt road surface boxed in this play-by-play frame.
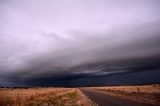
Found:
[81,89,156,106]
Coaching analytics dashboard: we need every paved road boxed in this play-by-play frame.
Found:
[81,89,155,106]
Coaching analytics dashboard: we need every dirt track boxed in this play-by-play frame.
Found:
[81,89,157,106]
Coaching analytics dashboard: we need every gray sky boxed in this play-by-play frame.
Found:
[0,0,160,85]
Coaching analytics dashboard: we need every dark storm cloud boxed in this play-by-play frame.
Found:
[0,0,160,86]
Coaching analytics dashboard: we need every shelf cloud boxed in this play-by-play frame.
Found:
[0,0,160,86]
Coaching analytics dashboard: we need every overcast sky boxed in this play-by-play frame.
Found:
[0,0,160,86]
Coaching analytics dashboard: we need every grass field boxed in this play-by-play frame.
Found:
[87,84,160,94]
[0,87,95,106]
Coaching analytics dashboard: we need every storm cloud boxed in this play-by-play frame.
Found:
[0,0,160,86]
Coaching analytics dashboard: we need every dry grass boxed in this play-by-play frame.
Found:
[25,89,78,106]
[25,88,97,106]
[0,88,96,106]
[0,87,71,106]
[89,84,160,94]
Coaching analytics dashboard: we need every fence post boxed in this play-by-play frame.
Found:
[137,88,140,94]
